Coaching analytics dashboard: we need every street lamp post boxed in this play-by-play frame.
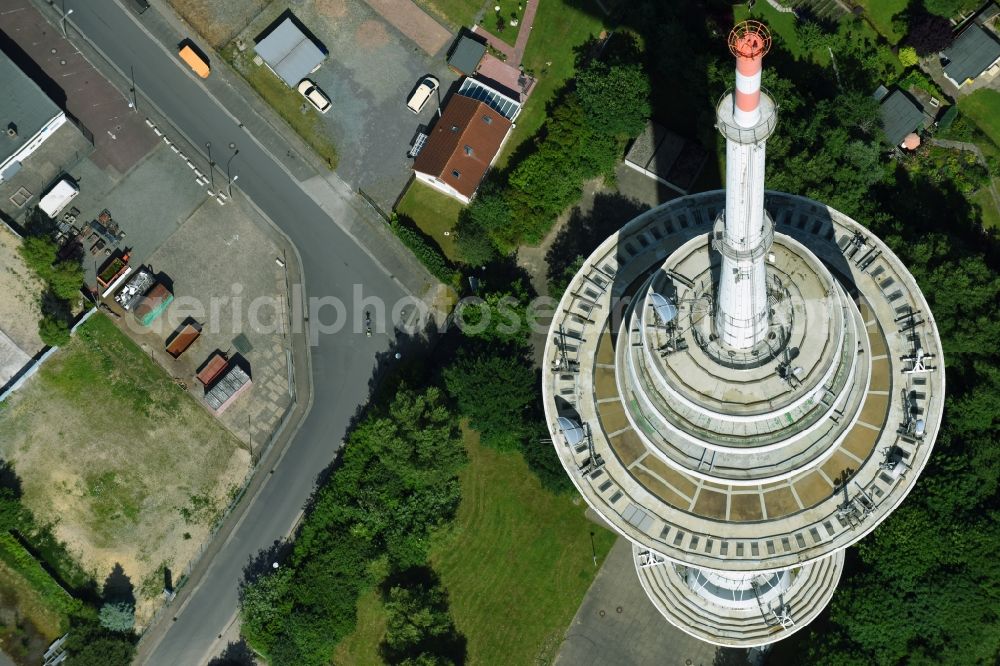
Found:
[226,146,240,197]
[205,141,216,193]
[129,65,137,112]
[60,3,74,38]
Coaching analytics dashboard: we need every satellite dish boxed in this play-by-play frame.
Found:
[557,416,584,446]
[649,292,678,323]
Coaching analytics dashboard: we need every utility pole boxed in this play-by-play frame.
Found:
[129,65,138,112]
[205,141,216,193]
[60,0,74,38]
[226,144,240,197]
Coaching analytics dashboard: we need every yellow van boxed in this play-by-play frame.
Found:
[178,44,210,79]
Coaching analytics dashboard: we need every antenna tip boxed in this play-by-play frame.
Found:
[729,20,772,59]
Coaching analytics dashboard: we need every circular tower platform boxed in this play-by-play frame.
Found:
[542,190,944,646]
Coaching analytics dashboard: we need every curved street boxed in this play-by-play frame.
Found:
[55,0,432,663]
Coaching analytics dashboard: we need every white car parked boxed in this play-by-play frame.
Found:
[407,76,440,114]
[297,79,331,114]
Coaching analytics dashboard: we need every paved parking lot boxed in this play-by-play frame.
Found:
[234,0,460,208]
[67,139,210,286]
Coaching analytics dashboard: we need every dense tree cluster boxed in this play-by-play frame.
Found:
[380,570,464,665]
[457,38,650,257]
[17,221,84,347]
[240,387,466,664]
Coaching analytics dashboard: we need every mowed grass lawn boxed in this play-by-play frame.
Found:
[0,314,249,622]
[959,89,1000,146]
[429,430,616,664]
[497,0,608,168]
[334,429,616,665]
[221,44,338,169]
[396,180,465,262]
[856,0,908,44]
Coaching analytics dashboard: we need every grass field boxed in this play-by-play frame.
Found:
[855,0,908,44]
[0,314,249,624]
[395,181,464,262]
[497,0,608,168]
[331,588,386,665]
[414,0,484,30]
[429,429,616,664]
[333,429,616,665]
[959,89,1000,147]
[222,44,339,169]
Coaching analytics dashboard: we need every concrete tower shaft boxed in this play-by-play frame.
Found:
[714,21,776,350]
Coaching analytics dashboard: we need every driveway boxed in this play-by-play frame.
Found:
[239,0,460,209]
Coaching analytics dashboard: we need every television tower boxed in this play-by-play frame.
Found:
[714,21,776,350]
[542,20,944,649]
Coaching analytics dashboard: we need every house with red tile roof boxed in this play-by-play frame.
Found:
[412,79,520,204]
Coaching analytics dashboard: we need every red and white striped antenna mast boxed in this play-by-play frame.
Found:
[712,20,777,351]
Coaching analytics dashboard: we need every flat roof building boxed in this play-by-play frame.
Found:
[254,17,326,87]
[0,51,66,183]
[447,34,487,75]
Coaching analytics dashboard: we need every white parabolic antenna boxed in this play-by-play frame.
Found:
[556,416,584,446]
[650,292,678,323]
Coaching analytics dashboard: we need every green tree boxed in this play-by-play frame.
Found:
[48,260,84,302]
[63,620,135,666]
[898,46,918,67]
[39,313,71,347]
[453,282,533,346]
[381,577,463,665]
[454,214,497,267]
[98,601,135,632]
[18,235,57,280]
[443,349,536,451]
[575,60,651,137]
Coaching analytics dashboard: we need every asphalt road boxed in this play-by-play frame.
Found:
[62,1,410,663]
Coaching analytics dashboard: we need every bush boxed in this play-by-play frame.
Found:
[897,46,918,67]
[98,601,135,632]
[39,314,71,347]
[390,216,457,284]
[454,214,496,267]
[0,533,82,620]
[63,619,135,666]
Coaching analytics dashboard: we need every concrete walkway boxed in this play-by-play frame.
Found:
[555,536,727,666]
[473,0,539,68]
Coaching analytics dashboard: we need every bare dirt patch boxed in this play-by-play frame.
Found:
[316,0,349,19]
[169,0,274,47]
[356,19,391,50]
[0,315,250,624]
[0,226,44,355]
